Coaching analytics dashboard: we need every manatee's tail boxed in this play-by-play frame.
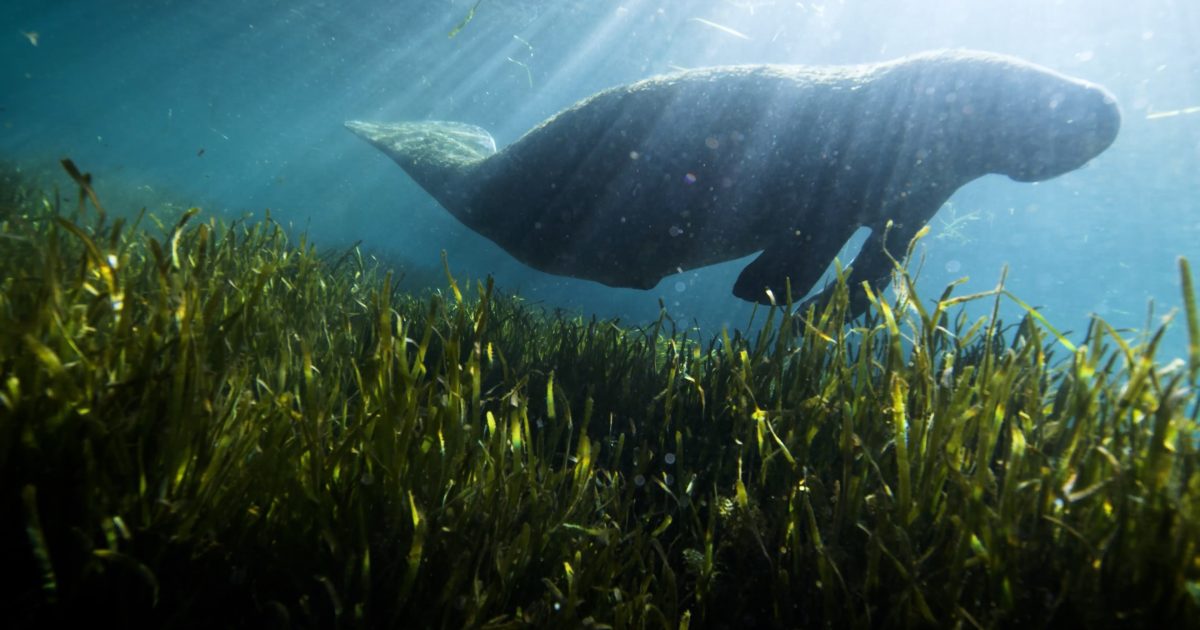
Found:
[344,120,497,200]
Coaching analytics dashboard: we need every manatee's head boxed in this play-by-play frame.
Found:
[994,77,1120,182]
[895,51,1121,182]
[954,52,1121,182]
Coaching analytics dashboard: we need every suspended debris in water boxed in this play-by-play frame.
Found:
[506,58,532,88]
[506,35,534,88]
[448,0,486,38]
[1146,105,1200,120]
[20,30,39,46]
[688,17,751,40]
[935,203,982,243]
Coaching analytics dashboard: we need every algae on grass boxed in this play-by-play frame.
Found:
[1,160,1199,627]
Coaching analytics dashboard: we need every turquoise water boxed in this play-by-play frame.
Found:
[2,1,1197,355]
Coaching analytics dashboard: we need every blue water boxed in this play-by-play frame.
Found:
[2,1,1197,358]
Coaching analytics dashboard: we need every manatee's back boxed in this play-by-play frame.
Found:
[344,120,497,209]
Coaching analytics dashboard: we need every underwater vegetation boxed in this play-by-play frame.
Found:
[1,162,1199,628]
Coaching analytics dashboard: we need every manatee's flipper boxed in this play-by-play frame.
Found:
[733,240,842,306]
[796,221,918,319]
[345,120,496,198]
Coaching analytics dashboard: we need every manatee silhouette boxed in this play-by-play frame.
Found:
[346,50,1120,316]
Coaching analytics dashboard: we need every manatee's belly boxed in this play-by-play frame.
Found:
[473,151,816,287]
[484,210,754,290]
[521,207,767,289]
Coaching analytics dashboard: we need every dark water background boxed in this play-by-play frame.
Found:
[2,0,1197,357]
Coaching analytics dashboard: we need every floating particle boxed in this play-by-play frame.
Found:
[674,281,687,292]
[669,225,684,237]
[1146,105,1200,120]
[945,259,961,273]
[689,17,751,40]
[683,172,697,184]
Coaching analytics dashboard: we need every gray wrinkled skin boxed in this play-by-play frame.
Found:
[347,50,1120,317]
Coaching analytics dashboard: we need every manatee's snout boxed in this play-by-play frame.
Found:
[1006,81,1121,182]
[1089,84,1122,150]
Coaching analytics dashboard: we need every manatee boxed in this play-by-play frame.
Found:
[346,50,1120,316]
